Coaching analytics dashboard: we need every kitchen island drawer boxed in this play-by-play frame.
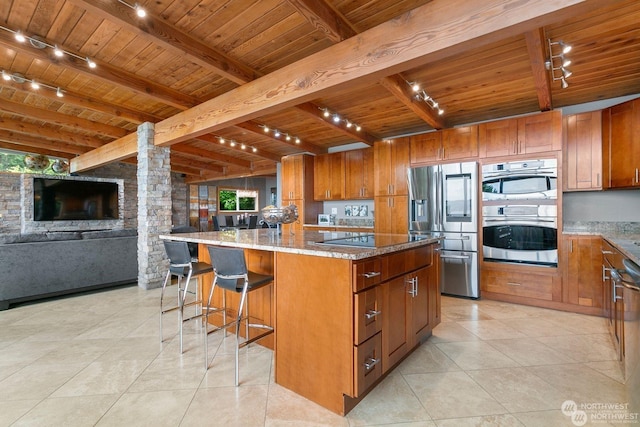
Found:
[353,258,383,292]
[354,285,382,344]
[481,267,555,300]
[354,332,382,397]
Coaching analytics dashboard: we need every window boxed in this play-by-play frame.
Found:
[218,188,258,212]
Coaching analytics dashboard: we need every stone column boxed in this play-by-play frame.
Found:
[137,122,172,290]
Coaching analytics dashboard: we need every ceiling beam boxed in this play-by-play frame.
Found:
[171,153,225,174]
[525,28,553,111]
[234,121,327,155]
[0,140,81,158]
[172,142,252,168]
[71,132,138,171]
[189,164,278,184]
[68,0,258,85]
[1,98,130,138]
[73,0,617,171]
[286,0,358,43]
[378,75,445,129]
[0,129,89,156]
[0,30,198,110]
[0,117,109,148]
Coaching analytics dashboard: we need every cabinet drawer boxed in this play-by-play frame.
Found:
[353,258,383,292]
[406,244,434,271]
[354,285,382,344]
[482,268,554,300]
[354,332,382,397]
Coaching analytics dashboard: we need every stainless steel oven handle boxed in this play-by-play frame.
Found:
[440,254,471,260]
[443,236,470,240]
[483,218,556,222]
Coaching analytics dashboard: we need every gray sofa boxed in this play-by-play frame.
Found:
[0,229,138,310]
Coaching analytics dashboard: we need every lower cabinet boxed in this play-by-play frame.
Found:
[481,264,559,301]
[602,239,625,360]
[562,234,603,309]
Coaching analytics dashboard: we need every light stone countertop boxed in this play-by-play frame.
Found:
[161,229,441,260]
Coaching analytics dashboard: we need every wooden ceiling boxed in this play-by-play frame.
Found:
[1,0,639,182]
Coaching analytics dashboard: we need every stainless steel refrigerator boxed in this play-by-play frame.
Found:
[408,161,479,298]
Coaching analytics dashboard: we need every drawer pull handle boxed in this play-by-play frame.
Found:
[365,309,381,319]
[364,357,380,371]
[507,282,521,286]
[363,271,381,278]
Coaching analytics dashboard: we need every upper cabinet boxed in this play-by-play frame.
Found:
[563,111,602,191]
[345,148,374,199]
[281,154,307,200]
[602,98,640,189]
[410,126,478,165]
[314,152,346,201]
[374,138,410,196]
[479,110,562,158]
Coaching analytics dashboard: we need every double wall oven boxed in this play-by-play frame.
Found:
[481,159,559,267]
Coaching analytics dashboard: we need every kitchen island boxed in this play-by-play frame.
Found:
[161,229,442,415]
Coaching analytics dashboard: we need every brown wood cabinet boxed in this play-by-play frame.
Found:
[563,112,602,191]
[481,263,560,302]
[410,126,478,165]
[479,110,562,158]
[562,234,603,310]
[345,148,374,199]
[314,152,346,200]
[374,138,409,196]
[374,195,408,234]
[281,153,322,233]
[602,98,640,189]
[602,239,625,360]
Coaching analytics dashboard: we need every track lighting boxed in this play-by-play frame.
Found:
[546,38,573,89]
[274,129,281,138]
[117,0,147,18]
[406,80,445,115]
[0,25,98,70]
[317,106,362,132]
[260,124,301,145]
[216,136,258,153]
[1,70,64,97]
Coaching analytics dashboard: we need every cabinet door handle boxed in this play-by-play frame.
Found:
[570,240,573,253]
[596,173,600,187]
[406,277,418,296]
[441,147,445,159]
[365,309,381,320]
[363,271,381,278]
[364,357,380,371]
[636,168,639,184]
[507,282,521,286]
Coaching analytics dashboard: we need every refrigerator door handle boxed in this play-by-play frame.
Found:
[440,254,472,260]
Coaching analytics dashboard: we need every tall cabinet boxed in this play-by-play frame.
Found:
[563,111,602,191]
[281,154,322,234]
[374,138,409,234]
[602,98,640,188]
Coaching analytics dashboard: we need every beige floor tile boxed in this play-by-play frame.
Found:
[429,322,482,344]
[397,343,461,374]
[585,360,626,383]
[513,409,616,427]
[0,362,88,401]
[466,367,568,412]
[500,316,576,337]
[346,373,432,425]
[485,338,577,366]
[264,383,349,426]
[476,302,550,320]
[128,354,205,392]
[96,390,195,427]
[435,341,520,370]
[201,349,273,388]
[404,371,507,420]
[457,320,528,340]
[181,385,268,427]
[50,359,152,398]
[0,400,41,427]
[12,394,120,427]
[536,333,618,363]
[441,305,494,322]
[435,414,524,427]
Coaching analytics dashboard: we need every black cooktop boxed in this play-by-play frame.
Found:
[314,233,436,249]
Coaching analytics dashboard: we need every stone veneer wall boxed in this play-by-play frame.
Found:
[0,172,21,234]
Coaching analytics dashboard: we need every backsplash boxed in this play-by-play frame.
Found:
[563,221,640,234]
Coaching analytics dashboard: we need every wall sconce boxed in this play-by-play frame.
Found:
[318,107,362,131]
[1,70,64,97]
[407,81,444,115]
[545,39,573,89]
[0,25,98,70]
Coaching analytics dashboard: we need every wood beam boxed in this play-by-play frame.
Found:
[286,0,357,43]
[0,117,108,148]
[0,140,79,158]
[172,143,252,168]
[190,164,278,184]
[171,153,225,174]
[1,98,130,139]
[378,75,446,129]
[525,28,553,111]
[70,133,137,172]
[0,31,198,110]
[75,0,616,170]
[0,130,89,156]
[69,0,258,85]
[293,103,376,145]
[234,121,327,155]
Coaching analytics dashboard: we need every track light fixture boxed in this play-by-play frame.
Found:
[1,70,64,97]
[318,106,363,131]
[259,124,302,144]
[0,25,98,70]
[216,136,259,153]
[407,81,444,115]
[117,0,147,18]
[545,38,573,89]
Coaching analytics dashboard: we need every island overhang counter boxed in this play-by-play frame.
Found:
[161,229,442,415]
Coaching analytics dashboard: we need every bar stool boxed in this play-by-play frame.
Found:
[204,246,274,385]
[161,240,213,353]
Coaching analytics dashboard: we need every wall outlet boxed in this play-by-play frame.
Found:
[331,208,337,215]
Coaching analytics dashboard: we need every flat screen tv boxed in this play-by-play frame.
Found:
[33,178,120,221]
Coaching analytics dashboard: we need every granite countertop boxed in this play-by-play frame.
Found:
[303,224,374,230]
[160,229,440,260]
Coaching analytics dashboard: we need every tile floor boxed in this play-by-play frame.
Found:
[0,284,635,426]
